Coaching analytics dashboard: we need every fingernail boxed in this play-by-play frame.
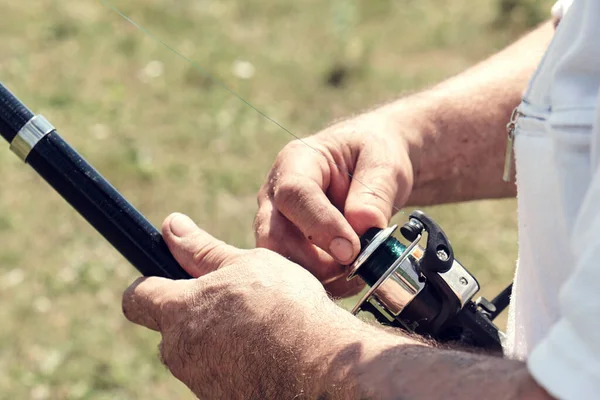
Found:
[169,213,198,237]
[329,237,355,264]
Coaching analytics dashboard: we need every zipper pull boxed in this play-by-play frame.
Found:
[503,107,521,182]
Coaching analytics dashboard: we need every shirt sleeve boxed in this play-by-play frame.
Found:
[527,90,600,399]
[551,0,574,20]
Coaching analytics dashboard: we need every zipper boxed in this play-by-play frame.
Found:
[503,106,522,182]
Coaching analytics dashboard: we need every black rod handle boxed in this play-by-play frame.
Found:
[0,83,191,280]
[0,84,34,142]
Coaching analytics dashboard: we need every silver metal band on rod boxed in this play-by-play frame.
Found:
[9,115,55,162]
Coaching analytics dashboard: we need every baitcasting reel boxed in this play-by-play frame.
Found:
[347,210,510,352]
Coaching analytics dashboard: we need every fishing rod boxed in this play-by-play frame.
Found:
[0,83,511,351]
[0,82,191,280]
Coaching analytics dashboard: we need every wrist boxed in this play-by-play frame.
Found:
[303,303,421,399]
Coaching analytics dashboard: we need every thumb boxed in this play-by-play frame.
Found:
[344,151,411,235]
[161,213,243,278]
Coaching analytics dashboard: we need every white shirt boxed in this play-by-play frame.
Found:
[505,0,600,398]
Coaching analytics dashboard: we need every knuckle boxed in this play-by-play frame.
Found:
[255,233,292,261]
[155,283,198,325]
[253,216,290,253]
[253,213,262,236]
[230,254,263,275]
[159,296,183,319]
[270,140,306,170]
[273,179,338,241]
[191,241,234,271]
[260,141,310,199]
[273,178,322,222]
[256,185,268,205]
[257,177,275,201]
[253,209,269,240]
[255,233,276,250]
[283,139,309,153]
[369,156,401,173]
[248,247,274,260]
[273,177,305,209]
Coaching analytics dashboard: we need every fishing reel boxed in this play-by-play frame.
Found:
[347,210,509,352]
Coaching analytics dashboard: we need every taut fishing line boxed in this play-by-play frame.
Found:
[99,0,404,217]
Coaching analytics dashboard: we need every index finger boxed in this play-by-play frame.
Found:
[264,141,361,264]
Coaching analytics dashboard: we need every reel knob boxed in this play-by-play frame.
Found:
[400,218,424,241]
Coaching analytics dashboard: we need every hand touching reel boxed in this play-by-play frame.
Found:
[347,210,509,352]
[0,83,510,352]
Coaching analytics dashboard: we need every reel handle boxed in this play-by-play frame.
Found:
[0,83,191,280]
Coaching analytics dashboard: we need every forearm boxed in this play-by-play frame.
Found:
[375,21,555,206]
[312,316,552,400]
[357,341,549,400]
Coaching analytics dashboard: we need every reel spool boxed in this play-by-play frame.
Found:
[347,210,506,352]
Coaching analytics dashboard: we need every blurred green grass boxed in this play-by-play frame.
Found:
[0,0,553,398]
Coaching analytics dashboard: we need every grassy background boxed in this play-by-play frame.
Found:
[0,0,554,398]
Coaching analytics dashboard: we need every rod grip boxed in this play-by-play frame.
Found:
[0,84,34,142]
[0,82,192,280]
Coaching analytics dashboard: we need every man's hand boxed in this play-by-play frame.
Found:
[255,111,418,298]
[122,213,378,399]
[254,21,555,298]
[122,213,555,400]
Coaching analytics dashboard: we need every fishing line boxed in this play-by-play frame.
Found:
[99,0,403,216]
